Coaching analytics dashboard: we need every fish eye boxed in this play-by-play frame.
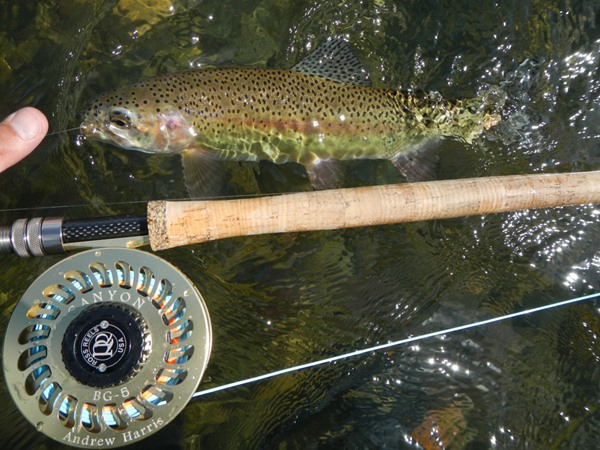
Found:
[109,108,132,129]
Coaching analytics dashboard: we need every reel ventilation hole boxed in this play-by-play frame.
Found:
[4,248,211,448]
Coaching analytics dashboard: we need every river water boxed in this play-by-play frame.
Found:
[0,1,599,448]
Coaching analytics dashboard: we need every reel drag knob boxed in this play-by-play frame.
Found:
[61,303,150,388]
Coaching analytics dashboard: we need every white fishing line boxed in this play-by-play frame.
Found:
[192,291,600,398]
[46,127,81,136]
[0,199,153,213]
[0,192,282,214]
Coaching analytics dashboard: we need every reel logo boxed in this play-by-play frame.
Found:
[91,332,116,359]
[80,320,128,372]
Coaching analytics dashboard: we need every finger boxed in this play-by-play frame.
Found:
[0,107,49,173]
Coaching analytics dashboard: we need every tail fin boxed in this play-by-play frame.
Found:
[485,58,544,143]
[477,85,507,130]
[500,57,543,98]
[478,57,543,121]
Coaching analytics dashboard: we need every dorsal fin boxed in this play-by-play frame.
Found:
[291,37,371,87]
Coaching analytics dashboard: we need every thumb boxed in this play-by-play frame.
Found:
[0,107,49,173]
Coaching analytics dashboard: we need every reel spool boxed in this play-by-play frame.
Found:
[3,248,211,448]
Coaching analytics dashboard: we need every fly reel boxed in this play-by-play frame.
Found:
[3,248,211,448]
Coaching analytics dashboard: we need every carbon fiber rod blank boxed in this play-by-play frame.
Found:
[0,215,147,256]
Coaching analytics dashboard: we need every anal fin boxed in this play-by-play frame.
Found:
[391,140,441,182]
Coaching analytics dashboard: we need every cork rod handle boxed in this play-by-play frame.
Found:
[147,171,600,251]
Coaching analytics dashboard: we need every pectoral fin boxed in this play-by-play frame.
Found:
[181,148,226,199]
[306,159,345,190]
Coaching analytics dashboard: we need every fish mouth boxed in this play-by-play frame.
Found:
[80,120,118,144]
[79,120,123,147]
[80,121,101,138]
[79,120,151,153]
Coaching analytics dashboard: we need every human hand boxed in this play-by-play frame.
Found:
[0,107,49,173]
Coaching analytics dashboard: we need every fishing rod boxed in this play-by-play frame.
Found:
[2,170,600,256]
[3,170,600,449]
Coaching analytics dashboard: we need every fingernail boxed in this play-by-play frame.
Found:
[9,109,40,141]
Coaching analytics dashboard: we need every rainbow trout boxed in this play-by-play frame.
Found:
[81,39,502,195]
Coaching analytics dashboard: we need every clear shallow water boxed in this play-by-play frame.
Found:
[1,1,599,448]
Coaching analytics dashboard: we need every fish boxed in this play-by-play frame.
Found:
[81,39,503,196]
